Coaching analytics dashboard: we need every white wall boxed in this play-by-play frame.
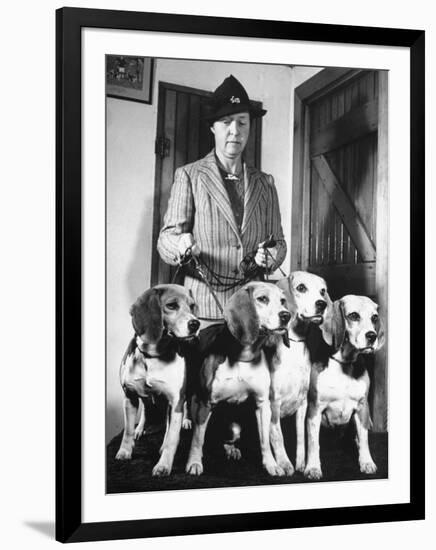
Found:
[106,60,320,441]
[106,97,157,439]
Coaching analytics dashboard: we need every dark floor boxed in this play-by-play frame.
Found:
[107,403,388,493]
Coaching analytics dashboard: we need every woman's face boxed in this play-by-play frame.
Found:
[211,112,250,161]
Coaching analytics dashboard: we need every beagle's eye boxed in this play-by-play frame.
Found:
[280,298,287,306]
[371,314,379,324]
[296,284,307,293]
[190,303,196,311]
[347,312,360,322]
[320,288,326,297]
[257,295,269,304]
[166,302,179,311]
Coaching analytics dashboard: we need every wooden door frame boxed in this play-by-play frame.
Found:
[291,68,389,431]
[151,81,212,287]
[292,68,364,272]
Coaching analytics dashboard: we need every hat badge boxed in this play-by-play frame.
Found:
[229,96,240,104]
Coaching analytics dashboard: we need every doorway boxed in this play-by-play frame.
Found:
[291,68,389,431]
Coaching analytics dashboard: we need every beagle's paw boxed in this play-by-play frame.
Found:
[152,461,172,477]
[224,443,242,461]
[182,418,192,430]
[264,460,285,477]
[134,426,145,440]
[277,458,295,477]
[360,460,377,474]
[295,458,305,473]
[304,466,323,480]
[186,462,204,476]
[115,448,132,461]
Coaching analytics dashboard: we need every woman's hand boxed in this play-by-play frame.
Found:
[254,241,277,269]
[254,242,267,268]
[178,233,201,258]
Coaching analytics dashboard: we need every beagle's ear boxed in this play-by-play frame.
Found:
[188,289,199,316]
[325,290,334,310]
[224,286,259,346]
[320,299,346,349]
[319,290,335,343]
[276,276,297,313]
[129,288,163,344]
[375,311,386,350]
[325,289,334,314]
[319,291,333,346]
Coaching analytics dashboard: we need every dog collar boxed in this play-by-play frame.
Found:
[135,330,175,359]
[329,355,353,366]
[137,348,161,359]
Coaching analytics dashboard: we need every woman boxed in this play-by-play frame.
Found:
[157,75,287,323]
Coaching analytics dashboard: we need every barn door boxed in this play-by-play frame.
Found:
[151,81,262,286]
[292,68,388,431]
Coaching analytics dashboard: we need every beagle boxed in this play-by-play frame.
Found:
[262,271,330,475]
[304,295,385,480]
[115,284,200,476]
[185,282,292,476]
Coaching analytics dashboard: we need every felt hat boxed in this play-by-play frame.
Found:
[203,75,267,123]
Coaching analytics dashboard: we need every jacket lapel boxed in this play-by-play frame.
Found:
[241,164,264,235]
[198,151,241,240]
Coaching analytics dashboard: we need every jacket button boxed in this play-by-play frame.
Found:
[235,244,241,249]
[233,268,239,275]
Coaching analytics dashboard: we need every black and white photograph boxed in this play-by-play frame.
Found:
[2,0,432,547]
[52,5,426,544]
[105,57,389,493]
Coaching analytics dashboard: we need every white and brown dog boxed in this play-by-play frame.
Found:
[261,271,330,476]
[185,282,292,476]
[115,284,200,476]
[304,295,385,480]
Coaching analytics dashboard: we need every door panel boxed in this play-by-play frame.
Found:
[292,69,388,431]
[307,72,379,299]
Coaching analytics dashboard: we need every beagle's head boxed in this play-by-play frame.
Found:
[277,271,330,326]
[224,282,293,346]
[323,295,385,353]
[130,284,200,348]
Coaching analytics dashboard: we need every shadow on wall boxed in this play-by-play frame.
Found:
[106,401,124,445]
[107,196,156,444]
[126,195,156,305]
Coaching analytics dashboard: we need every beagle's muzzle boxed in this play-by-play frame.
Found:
[277,271,331,327]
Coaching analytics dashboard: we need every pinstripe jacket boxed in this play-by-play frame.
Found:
[157,150,287,319]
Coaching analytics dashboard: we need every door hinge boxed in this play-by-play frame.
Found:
[155,136,171,159]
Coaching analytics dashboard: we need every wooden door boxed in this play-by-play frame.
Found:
[151,81,262,286]
[292,68,388,431]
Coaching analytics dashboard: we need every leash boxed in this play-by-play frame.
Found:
[176,248,225,314]
[260,235,287,281]
[265,248,287,278]
[262,235,287,278]
[172,235,288,313]
[264,236,270,281]
[171,252,191,284]
[191,255,224,315]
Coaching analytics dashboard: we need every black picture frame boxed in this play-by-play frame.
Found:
[56,7,425,543]
[106,55,154,104]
